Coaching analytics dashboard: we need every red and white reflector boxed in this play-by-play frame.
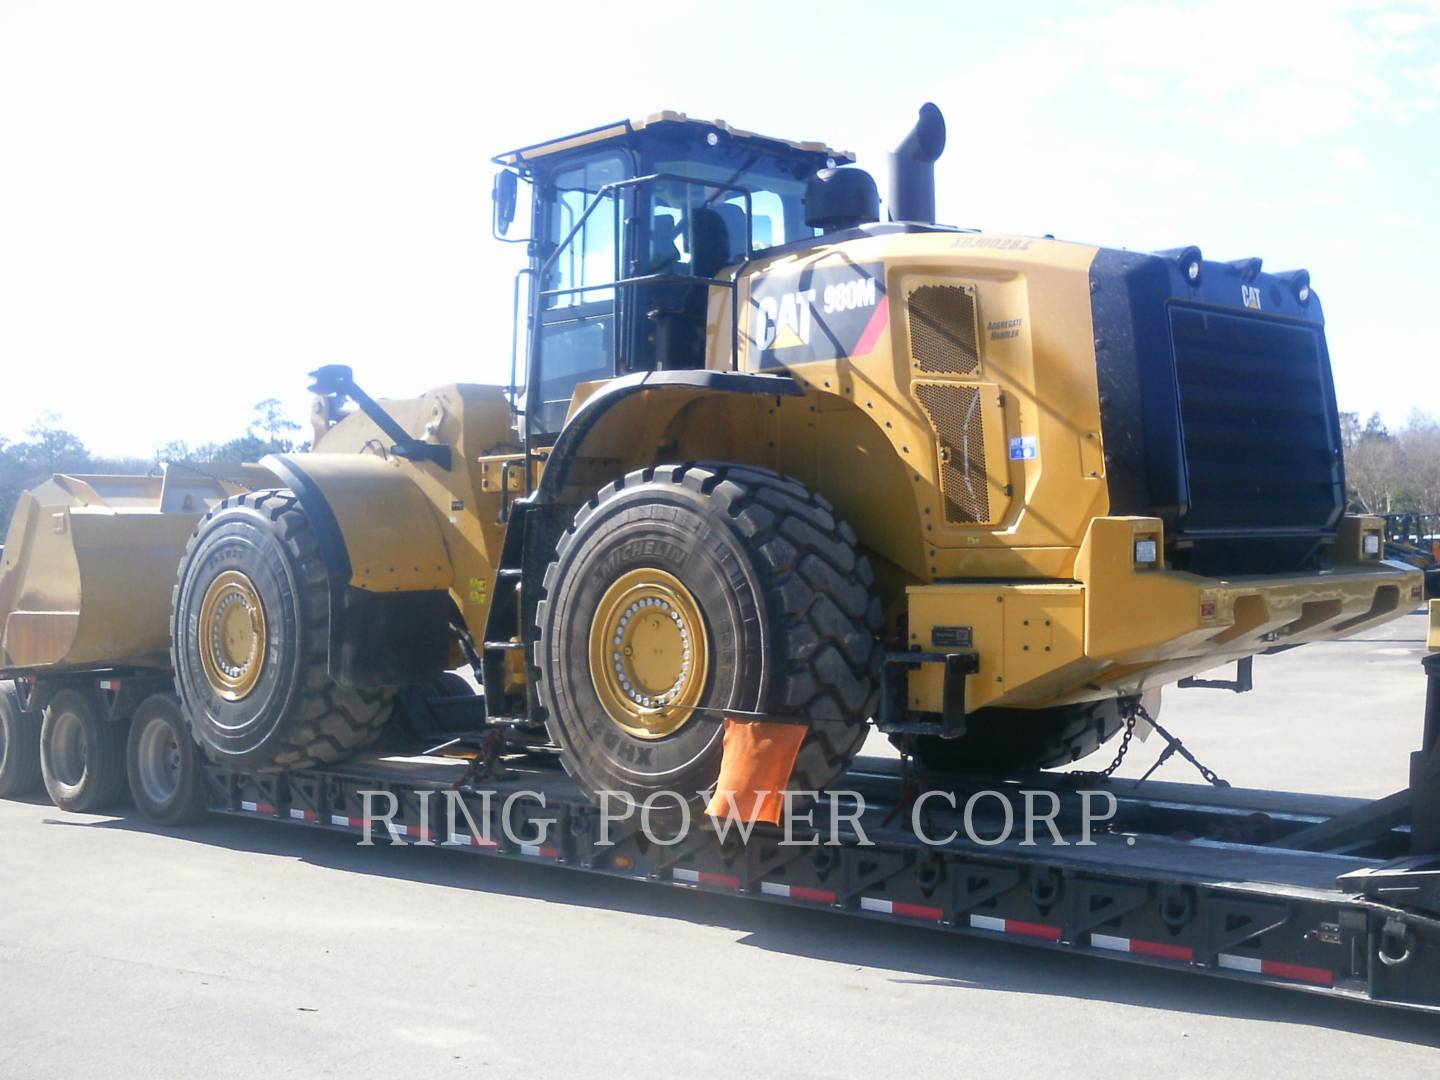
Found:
[1217,952,1333,987]
[672,867,741,890]
[969,913,1063,941]
[519,843,559,860]
[1091,932,1194,962]
[330,814,366,829]
[760,881,837,905]
[288,808,317,822]
[861,896,945,922]
[448,832,500,850]
[239,800,275,815]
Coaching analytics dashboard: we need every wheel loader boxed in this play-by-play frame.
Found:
[0,104,1425,815]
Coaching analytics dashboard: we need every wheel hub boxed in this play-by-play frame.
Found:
[136,716,182,804]
[589,568,709,739]
[49,710,87,787]
[198,570,267,701]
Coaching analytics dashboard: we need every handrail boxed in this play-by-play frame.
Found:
[508,266,537,421]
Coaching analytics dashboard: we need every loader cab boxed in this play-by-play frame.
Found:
[494,114,850,442]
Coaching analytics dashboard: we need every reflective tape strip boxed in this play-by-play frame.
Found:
[1091,932,1194,962]
[969,914,1062,941]
[288,809,316,822]
[448,832,500,849]
[1218,953,1333,987]
[520,844,559,860]
[98,680,121,691]
[861,896,944,922]
[673,867,741,889]
[240,801,275,815]
[760,882,836,904]
[330,814,365,829]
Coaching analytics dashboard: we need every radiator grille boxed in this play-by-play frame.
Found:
[1169,305,1341,535]
[908,284,980,375]
[913,383,990,524]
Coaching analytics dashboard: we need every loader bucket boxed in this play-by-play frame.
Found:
[0,465,273,673]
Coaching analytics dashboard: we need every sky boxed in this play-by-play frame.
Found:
[0,0,1437,458]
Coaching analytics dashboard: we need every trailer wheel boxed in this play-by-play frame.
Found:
[894,698,1128,776]
[535,463,882,803]
[0,681,44,798]
[126,693,210,825]
[40,687,129,811]
[172,488,394,772]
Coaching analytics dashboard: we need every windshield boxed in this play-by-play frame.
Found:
[645,150,819,263]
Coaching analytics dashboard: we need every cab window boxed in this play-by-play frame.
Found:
[531,153,628,435]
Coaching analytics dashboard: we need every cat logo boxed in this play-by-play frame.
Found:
[748,262,888,369]
[1241,284,1262,310]
[754,287,818,351]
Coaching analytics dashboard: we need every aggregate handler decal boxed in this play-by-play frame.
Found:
[747,262,888,369]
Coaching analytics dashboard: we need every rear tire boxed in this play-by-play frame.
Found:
[172,488,394,772]
[127,693,210,825]
[896,698,1128,776]
[535,463,882,803]
[40,687,129,811]
[0,681,44,798]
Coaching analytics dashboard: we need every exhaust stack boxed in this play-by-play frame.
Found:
[888,102,947,224]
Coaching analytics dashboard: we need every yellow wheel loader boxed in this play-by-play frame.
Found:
[0,104,1424,810]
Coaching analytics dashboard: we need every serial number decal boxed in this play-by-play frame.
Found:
[931,625,974,648]
[952,235,1033,251]
[748,262,888,369]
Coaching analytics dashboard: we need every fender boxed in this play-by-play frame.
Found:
[534,369,802,505]
[263,452,454,689]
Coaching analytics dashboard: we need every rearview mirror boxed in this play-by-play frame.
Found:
[493,170,519,237]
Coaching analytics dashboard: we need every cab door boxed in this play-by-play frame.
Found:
[531,152,628,439]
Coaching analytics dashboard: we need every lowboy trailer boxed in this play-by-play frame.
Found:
[7,625,1440,1016]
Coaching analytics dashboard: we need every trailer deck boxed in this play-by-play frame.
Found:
[208,724,1440,1015]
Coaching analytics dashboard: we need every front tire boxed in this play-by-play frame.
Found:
[172,489,394,772]
[535,463,882,804]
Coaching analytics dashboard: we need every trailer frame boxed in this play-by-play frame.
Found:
[8,647,1440,1016]
[192,661,1440,1016]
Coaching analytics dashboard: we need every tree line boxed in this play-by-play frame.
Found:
[1342,411,1440,517]
[0,399,304,532]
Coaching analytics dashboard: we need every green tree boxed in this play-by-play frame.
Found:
[250,398,301,449]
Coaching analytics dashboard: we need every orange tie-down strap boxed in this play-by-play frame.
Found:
[704,717,807,826]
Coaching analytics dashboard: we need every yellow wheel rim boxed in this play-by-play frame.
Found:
[198,570,268,702]
[588,568,709,739]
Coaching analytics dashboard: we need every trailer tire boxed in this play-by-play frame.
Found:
[894,698,1128,776]
[172,488,394,773]
[40,687,129,811]
[535,463,882,804]
[0,681,44,798]
[127,693,210,825]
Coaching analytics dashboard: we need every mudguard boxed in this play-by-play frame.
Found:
[263,452,454,688]
[534,369,802,505]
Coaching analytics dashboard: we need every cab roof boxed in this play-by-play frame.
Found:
[492,111,855,169]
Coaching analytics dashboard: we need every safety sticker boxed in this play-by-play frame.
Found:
[1009,435,1037,461]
